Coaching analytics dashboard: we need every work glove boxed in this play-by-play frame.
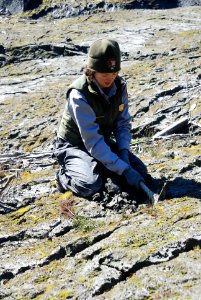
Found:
[129,154,147,177]
[119,149,130,165]
[139,181,158,206]
[123,166,145,189]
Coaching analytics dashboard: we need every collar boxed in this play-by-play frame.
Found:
[92,79,117,101]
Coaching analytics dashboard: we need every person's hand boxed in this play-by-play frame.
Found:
[123,166,144,189]
[119,149,130,165]
[139,181,156,205]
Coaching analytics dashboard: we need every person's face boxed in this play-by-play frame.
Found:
[94,72,118,88]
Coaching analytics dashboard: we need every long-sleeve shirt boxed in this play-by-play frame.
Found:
[67,79,132,175]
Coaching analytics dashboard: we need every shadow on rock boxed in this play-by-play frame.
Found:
[160,177,201,201]
[90,175,164,212]
[91,175,201,212]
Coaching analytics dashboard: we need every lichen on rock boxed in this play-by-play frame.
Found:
[0,1,201,299]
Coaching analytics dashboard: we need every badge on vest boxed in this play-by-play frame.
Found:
[119,104,124,112]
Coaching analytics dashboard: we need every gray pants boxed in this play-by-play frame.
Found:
[53,138,148,197]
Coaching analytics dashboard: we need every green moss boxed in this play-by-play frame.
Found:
[10,206,31,219]
[45,284,55,293]
[57,191,73,201]
[127,274,144,288]
[193,245,201,251]
[73,215,104,232]
[20,169,52,184]
[78,276,87,283]
[56,289,74,299]
[34,275,50,283]
[128,241,147,249]
[0,171,6,178]
[42,0,53,4]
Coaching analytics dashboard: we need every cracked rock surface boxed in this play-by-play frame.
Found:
[0,1,201,299]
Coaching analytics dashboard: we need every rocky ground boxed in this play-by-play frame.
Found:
[0,2,201,299]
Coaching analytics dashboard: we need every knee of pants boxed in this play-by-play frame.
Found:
[73,175,103,198]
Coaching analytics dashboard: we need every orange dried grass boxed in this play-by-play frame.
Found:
[59,195,75,218]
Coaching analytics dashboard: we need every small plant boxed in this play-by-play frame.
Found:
[59,196,104,232]
[73,215,101,232]
[59,196,75,218]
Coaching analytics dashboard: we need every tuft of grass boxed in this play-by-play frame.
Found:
[59,195,75,218]
[73,215,104,232]
[59,195,104,232]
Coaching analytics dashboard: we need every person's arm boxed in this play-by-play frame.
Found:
[68,89,128,175]
[113,83,132,152]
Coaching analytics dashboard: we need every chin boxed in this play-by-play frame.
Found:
[104,83,112,88]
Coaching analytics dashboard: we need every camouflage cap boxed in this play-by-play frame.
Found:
[87,39,121,73]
